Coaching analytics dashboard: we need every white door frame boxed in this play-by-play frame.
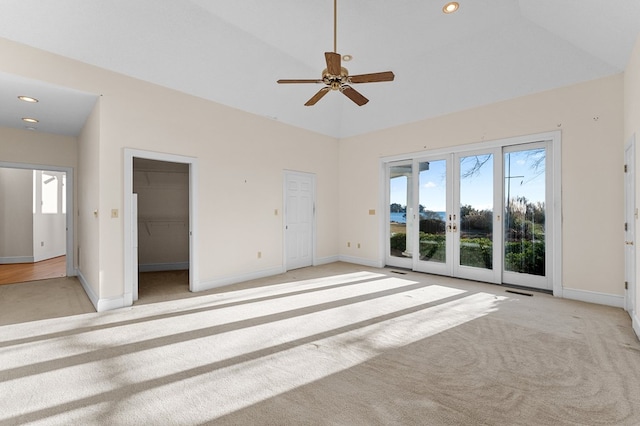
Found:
[624,136,636,317]
[501,141,552,290]
[385,160,414,270]
[123,149,198,306]
[283,170,316,271]
[0,161,75,277]
[453,148,503,284]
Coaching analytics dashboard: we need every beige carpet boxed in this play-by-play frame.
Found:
[0,263,639,425]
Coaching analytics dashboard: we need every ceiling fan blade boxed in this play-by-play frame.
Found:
[277,79,323,84]
[342,85,369,106]
[349,71,395,84]
[325,52,341,75]
[304,87,330,106]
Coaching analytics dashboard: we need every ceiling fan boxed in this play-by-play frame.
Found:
[277,0,394,106]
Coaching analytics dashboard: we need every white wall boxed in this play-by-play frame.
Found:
[0,167,33,261]
[0,37,339,306]
[340,74,624,301]
[0,127,77,168]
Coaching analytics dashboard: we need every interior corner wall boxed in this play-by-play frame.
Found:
[0,37,339,306]
[339,74,625,300]
[0,167,33,260]
[77,99,101,302]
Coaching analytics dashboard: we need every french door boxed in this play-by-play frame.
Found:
[386,141,552,291]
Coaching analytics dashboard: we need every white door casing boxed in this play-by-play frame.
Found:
[124,149,198,306]
[284,171,315,271]
[624,138,636,316]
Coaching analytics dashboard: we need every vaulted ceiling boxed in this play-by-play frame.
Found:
[1,0,639,138]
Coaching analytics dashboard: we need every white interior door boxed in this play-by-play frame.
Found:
[625,139,636,315]
[285,171,315,270]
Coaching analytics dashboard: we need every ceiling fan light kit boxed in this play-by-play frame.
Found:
[277,0,394,106]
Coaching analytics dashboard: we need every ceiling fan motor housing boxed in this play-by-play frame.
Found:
[322,67,350,90]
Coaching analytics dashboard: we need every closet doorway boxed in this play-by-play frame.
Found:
[124,150,198,305]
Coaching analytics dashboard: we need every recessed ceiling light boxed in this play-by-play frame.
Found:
[18,95,39,103]
[342,54,353,62]
[22,117,39,123]
[443,2,459,14]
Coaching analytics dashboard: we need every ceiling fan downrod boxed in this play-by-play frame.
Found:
[333,0,338,53]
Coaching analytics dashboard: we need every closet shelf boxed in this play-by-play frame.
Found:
[138,216,188,236]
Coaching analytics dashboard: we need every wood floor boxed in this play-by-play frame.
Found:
[0,256,66,286]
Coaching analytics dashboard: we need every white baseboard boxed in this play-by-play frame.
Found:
[196,265,285,292]
[77,270,123,312]
[562,287,624,308]
[77,270,99,311]
[0,256,34,264]
[97,295,125,312]
[314,255,340,266]
[338,255,385,269]
[33,250,65,263]
[632,311,640,341]
[138,262,189,272]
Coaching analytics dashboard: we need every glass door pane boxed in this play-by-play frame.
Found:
[418,160,447,264]
[504,147,546,277]
[458,154,494,270]
[388,163,413,264]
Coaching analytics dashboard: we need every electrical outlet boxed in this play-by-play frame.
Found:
[369,209,376,215]
[357,243,361,249]
[257,251,262,259]
[347,242,351,248]
[41,241,44,247]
